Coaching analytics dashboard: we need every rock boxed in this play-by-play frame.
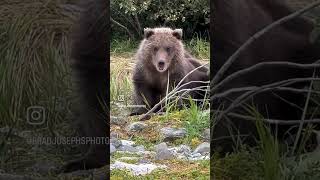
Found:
[160,127,187,141]
[135,145,145,152]
[110,144,117,154]
[110,132,120,139]
[155,142,174,160]
[176,145,192,154]
[110,138,122,148]
[121,140,135,146]
[110,161,167,176]
[193,142,210,155]
[126,122,147,132]
[202,128,210,142]
[110,116,127,125]
[139,158,151,164]
[118,145,138,152]
[117,150,156,156]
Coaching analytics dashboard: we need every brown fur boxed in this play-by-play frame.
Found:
[131,27,209,116]
[60,0,109,172]
[212,0,320,153]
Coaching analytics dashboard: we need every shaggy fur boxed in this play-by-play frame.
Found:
[131,27,209,116]
[61,0,109,172]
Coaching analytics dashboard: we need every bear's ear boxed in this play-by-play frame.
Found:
[144,28,154,39]
[172,29,183,40]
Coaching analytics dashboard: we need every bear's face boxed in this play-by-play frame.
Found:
[144,28,183,73]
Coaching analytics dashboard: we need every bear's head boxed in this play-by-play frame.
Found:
[143,27,184,73]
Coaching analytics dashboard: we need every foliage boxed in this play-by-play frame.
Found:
[111,0,210,40]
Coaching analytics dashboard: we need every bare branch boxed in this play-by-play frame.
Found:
[226,113,320,125]
[110,17,134,39]
[211,0,320,85]
[214,78,320,122]
[212,60,320,93]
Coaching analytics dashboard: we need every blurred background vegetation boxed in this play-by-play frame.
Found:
[110,0,210,40]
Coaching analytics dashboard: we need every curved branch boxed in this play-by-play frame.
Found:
[110,17,134,39]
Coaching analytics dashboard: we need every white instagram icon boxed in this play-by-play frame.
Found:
[27,106,46,125]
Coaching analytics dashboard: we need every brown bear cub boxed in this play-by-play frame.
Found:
[130,27,209,116]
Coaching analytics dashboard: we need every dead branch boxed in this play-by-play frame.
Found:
[214,77,320,122]
[226,113,320,125]
[211,0,320,85]
[110,17,134,39]
[212,60,320,93]
[139,63,209,120]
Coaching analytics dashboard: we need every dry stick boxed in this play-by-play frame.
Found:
[110,17,134,39]
[139,63,209,120]
[226,113,320,125]
[212,61,320,92]
[211,0,320,86]
[212,77,320,104]
[157,86,210,112]
[291,70,316,155]
[213,86,320,100]
[214,78,320,122]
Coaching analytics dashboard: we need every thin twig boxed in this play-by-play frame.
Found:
[212,60,320,93]
[211,0,320,85]
[110,17,134,39]
[292,69,316,155]
[139,63,209,120]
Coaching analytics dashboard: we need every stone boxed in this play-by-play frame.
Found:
[135,145,145,152]
[126,122,147,132]
[176,145,191,154]
[120,140,135,146]
[193,142,210,155]
[155,142,174,160]
[118,145,138,152]
[110,132,120,139]
[110,116,127,125]
[160,127,187,141]
[202,128,210,142]
[110,161,166,176]
[110,144,116,154]
[110,138,122,148]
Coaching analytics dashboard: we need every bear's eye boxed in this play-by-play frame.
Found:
[165,47,171,52]
[153,47,159,52]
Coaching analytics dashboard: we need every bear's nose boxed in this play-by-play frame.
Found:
[158,61,165,67]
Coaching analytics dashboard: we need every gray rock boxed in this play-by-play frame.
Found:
[110,161,167,176]
[139,158,151,164]
[110,144,116,154]
[155,142,174,160]
[202,128,210,142]
[193,142,210,155]
[135,145,145,152]
[110,116,127,125]
[160,127,187,141]
[176,145,192,154]
[119,145,138,152]
[127,122,147,132]
[120,140,135,146]
[110,138,122,148]
[110,132,120,139]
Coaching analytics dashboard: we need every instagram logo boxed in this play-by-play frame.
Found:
[27,106,46,125]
